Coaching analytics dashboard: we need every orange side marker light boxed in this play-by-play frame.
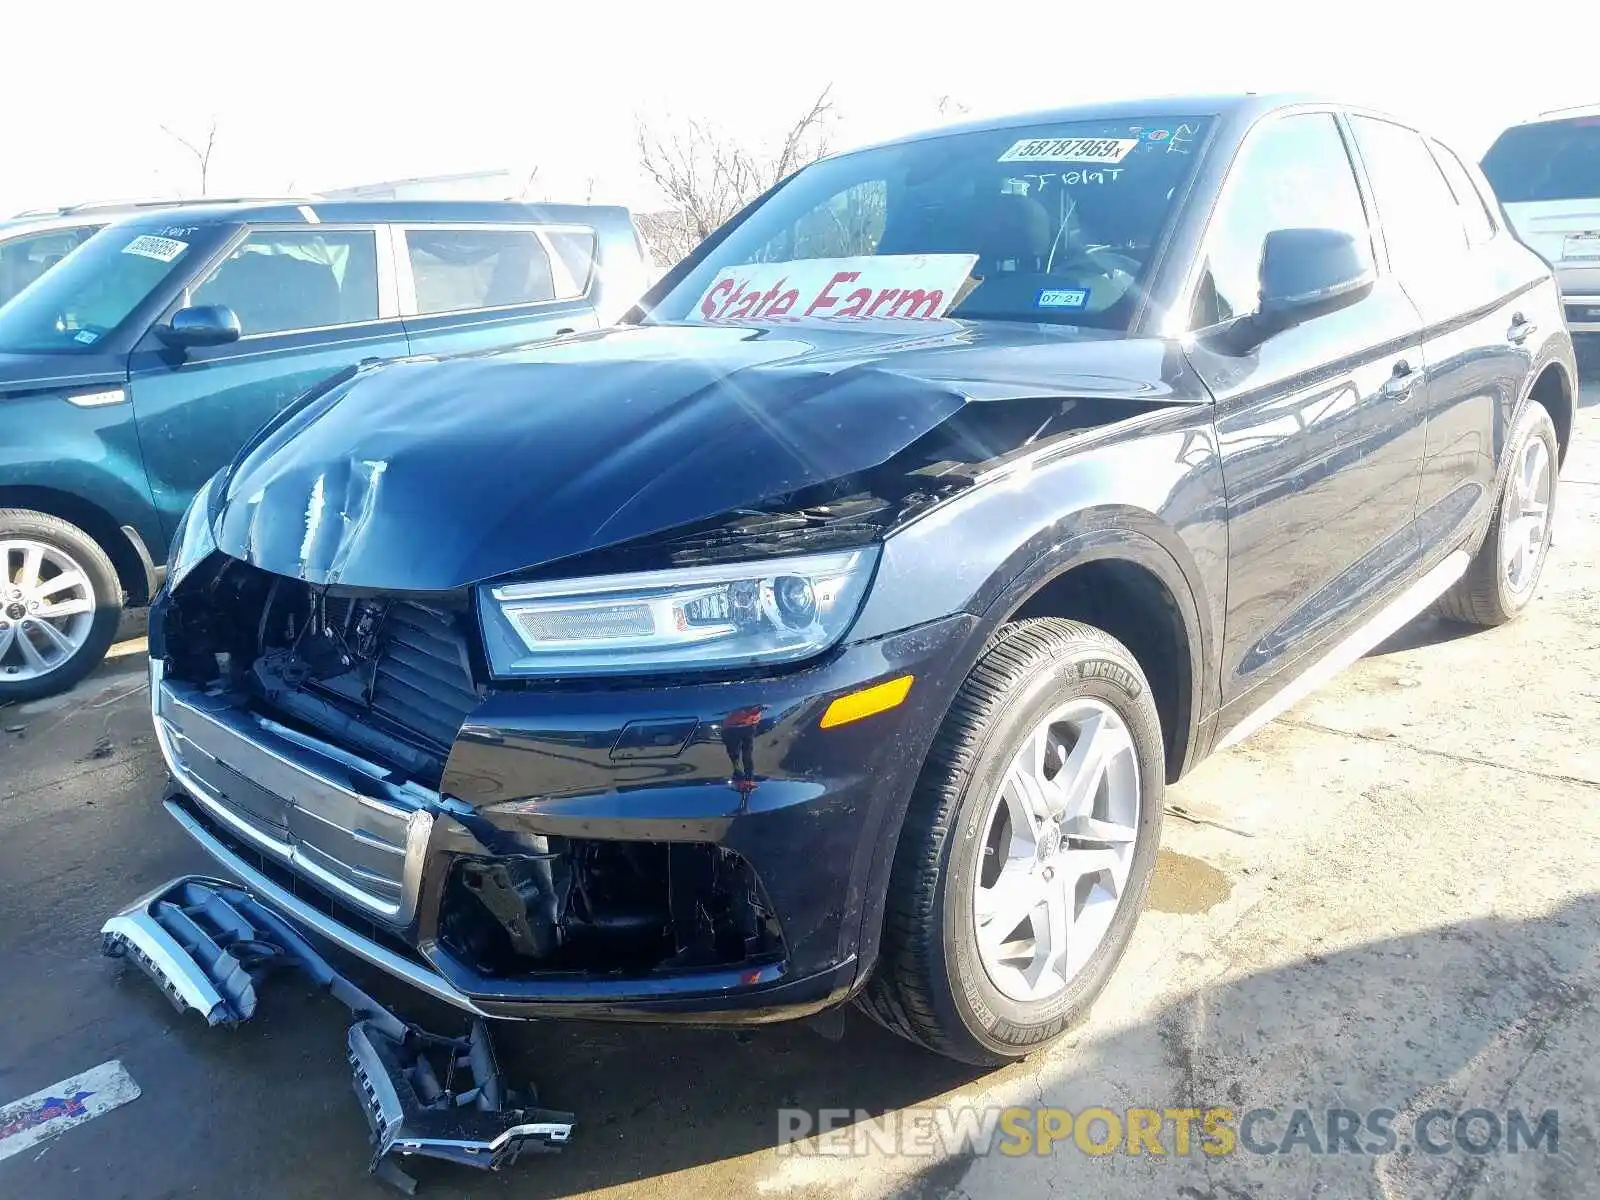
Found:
[819,675,914,729]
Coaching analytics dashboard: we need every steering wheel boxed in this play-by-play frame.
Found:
[1043,246,1141,314]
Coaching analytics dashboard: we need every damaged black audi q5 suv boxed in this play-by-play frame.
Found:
[148,93,1573,1064]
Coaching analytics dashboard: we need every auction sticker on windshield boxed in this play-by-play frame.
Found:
[998,137,1138,164]
[694,254,978,324]
[121,234,188,263]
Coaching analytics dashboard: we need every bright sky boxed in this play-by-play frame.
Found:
[4,0,1591,218]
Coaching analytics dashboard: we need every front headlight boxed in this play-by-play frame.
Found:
[166,472,220,592]
[478,548,879,677]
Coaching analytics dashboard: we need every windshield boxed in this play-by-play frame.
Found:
[0,223,222,353]
[647,116,1211,331]
[1482,118,1600,203]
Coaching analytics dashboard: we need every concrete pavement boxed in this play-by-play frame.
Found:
[1,394,1597,1200]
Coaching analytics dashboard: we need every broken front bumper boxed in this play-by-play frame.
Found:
[149,605,981,1023]
[102,876,573,1192]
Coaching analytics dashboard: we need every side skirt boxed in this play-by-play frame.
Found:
[1214,549,1470,753]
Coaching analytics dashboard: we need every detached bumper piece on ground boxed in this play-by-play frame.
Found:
[100,876,574,1193]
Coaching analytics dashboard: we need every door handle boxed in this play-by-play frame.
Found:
[1507,313,1536,344]
[1382,358,1416,401]
[555,327,576,337]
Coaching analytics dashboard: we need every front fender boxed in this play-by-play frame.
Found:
[0,386,162,553]
[850,403,1226,718]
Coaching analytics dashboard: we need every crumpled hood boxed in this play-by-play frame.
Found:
[214,319,1182,591]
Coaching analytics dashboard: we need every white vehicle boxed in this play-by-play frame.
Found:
[0,197,308,307]
[1482,107,1600,336]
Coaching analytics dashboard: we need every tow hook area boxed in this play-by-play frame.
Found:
[101,876,575,1194]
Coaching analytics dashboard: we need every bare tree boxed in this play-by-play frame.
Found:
[635,86,836,265]
[161,119,219,195]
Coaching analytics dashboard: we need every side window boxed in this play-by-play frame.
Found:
[1191,114,1372,329]
[543,229,597,299]
[193,229,379,335]
[1348,117,1470,278]
[1429,140,1497,245]
[0,225,98,305]
[404,228,556,313]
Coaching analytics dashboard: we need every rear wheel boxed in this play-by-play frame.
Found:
[1436,403,1558,628]
[861,618,1164,1065]
[0,509,122,703]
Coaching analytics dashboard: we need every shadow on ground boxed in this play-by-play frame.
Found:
[1367,613,1483,657]
[883,894,1598,1200]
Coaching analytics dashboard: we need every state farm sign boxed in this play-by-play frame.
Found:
[693,254,978,324]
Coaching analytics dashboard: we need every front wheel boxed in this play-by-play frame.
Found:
[861,618,1164,1065]
[0,509,122,703]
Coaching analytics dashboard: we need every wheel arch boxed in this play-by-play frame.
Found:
[0,485,155,606]
[985,524,1211,785]
[1526,358,1574,467]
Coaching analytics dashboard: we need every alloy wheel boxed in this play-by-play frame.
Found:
[0,539,98,683]
[971,697,1141,1003]
[1503,436,1553,595]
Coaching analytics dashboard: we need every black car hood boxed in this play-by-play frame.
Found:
[214,319,1187,591]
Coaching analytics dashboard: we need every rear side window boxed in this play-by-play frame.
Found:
[404,228,556,313]
[1429,141,1496,244]
[1191,112,1372,330]
[543,229,597,298]
[193,229,379,335]
[1482,117,1600,203]
[1348,117,1468,279]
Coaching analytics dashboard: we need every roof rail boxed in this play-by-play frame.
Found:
[9,195,319,219]
[1534,102,1600,119]
[56,195,316,214]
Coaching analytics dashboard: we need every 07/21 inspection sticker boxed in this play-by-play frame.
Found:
[999,137,1138,164]
[1037,288,1089,310]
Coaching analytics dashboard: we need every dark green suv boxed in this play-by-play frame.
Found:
[0,198,651,700]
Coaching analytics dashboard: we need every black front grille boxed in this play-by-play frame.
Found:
[371,603,482,751]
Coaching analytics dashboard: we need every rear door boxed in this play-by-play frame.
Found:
[127,223,408,540]
[395,223,600,357]
[1185,110,1429,716]
[1347,117,1541,556]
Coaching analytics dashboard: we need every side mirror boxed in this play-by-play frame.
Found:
[1258,227,1374,326]
[1225,228,1375,352]
[157,304,241,349]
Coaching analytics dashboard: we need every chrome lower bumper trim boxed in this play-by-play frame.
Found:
[164,799,488,1017]
[149,659,433,924]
